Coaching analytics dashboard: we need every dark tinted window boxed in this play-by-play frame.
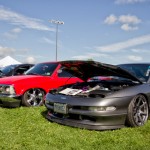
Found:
[25,63,58,76]
[14,65,33,75]
[58,70,74,77]
[119,64,150,82]
[0,65,17,74]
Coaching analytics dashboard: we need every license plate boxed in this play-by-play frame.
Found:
[54,103,67,114]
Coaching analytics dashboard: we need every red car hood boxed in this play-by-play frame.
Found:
[0,75,43,84]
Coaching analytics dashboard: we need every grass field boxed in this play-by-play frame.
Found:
[1,106,150,150]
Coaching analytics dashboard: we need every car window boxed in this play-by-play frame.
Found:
[25,63,58,76]
[58,69,74,77]
[0,65,17,74]
[14,65,33,75]
[119,64,150,82]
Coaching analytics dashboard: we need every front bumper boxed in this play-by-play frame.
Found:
[46,111,126,130]
[0,94,21,107]
[44,93,131,130]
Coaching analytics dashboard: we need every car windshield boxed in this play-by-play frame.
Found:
[25,63,58,76]
[119,64,150,82]
[0,64,18,75]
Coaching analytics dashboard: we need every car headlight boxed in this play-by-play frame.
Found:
[0,85,16,94]
[88,106,116,112]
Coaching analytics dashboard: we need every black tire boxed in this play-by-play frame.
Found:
[126,94,149,127]
[22,88,45,107]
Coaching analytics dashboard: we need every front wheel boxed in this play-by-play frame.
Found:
[22,88,45,107]
[126,94,149,127]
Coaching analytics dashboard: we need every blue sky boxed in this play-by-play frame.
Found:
[0,0,150,64]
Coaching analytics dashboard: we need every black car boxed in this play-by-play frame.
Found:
[0,64,34,77]
[45,61,150,130]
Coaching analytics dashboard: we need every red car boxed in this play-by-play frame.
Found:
[0,61,82,107]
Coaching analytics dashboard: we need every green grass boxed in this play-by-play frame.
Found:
[1,106,150,150]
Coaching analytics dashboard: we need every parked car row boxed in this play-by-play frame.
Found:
[0,64,34,77]
[0,61,82,107]
[1,60,150,131]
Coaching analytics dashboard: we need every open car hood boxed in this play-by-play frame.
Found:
[60,60,142,83]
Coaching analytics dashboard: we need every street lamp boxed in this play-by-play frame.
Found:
[49,19,64,61]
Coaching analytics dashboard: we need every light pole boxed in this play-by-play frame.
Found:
[49,19,64,61]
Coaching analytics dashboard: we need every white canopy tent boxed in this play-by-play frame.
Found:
[0,56,21,67]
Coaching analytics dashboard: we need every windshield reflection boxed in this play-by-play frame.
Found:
[0,65,18,75]
[25,63,58,76]
[119,64,150,82]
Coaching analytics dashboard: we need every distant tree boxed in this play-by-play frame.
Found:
[87,58,94,61]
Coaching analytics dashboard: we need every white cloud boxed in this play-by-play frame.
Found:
[127,55,143,61]
[0,6,54,31]
[41,37,55,44]
[121,24,138,31]
[4,28,22,39]
[0,45,15,57]
[96,34,150,52]
[25,56,36,64]
[0,46,36,63]
[104,14,117,24]
[72,55,91,60]
[104,14,141,31]
[119,15,141,24]
[72,53,109,60]
[131,48,150,53]
[115,0,147,4]
[12,28,22,33]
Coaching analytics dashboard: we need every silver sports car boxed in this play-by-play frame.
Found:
[44,61,150,130]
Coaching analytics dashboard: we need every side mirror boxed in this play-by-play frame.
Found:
[57,69,62,74]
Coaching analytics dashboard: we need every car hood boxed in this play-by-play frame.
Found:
[60,60,142,83]
[0,75,45,84]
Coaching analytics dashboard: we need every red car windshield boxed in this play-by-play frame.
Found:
[25,63,58,76]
